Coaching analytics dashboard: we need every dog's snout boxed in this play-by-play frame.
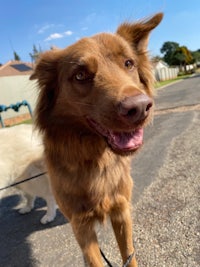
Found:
[118,94,153,123]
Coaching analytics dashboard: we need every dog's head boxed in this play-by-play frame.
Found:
[31,13,163,155]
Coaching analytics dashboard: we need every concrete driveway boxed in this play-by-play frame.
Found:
[1,74,200,267]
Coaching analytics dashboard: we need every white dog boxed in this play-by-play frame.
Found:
[0,124,57,224]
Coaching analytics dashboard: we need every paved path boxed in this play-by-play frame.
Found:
[1,75,200,267]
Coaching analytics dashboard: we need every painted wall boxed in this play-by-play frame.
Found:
[0,75,38,120]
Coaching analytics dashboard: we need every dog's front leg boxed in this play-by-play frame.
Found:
[110,206,138,267]
[71,217,104,267]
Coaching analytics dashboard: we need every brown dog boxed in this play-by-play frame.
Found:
[31,13,163,267]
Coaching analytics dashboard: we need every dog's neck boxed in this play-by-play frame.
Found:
[44,124,110,161]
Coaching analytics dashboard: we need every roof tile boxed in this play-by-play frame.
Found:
[0,61,33,77]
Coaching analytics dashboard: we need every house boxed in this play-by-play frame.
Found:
[0,61,37,125]
[0,60,33,77]
[152,59,179,81]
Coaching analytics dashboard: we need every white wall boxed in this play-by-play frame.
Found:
[0,75,38,120]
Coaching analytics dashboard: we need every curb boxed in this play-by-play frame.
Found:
[156,73,197,90]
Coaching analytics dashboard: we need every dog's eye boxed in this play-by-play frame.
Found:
[74,70,93,82]
[75,71,86,81]
[124,59,135,70]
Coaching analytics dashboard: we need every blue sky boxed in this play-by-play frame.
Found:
[1,0,200,64]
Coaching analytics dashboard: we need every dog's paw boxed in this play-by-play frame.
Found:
[40,213,56,224]
[18,206,32,214]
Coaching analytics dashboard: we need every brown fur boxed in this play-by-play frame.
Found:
[31,13,163,267]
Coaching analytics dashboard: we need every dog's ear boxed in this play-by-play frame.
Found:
[30,51,60,129]
[117,13,163,52]
[117,13,163,95]
[30,51,59,85]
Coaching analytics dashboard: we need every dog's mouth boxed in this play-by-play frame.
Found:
[87,118,143,153]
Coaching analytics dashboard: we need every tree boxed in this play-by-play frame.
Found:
[160,41,179,65]
[191,49,200,63]
[29,44,42,63]
[172,46,193,72]
[13,51,21,61]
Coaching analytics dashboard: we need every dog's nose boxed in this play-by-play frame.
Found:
[118,94,153,123]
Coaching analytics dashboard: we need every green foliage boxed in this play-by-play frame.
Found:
[160,41,194,67]
[13,51,21,61]
[191,50,200,63]
[160,41,179,65]
[173,46,193,65]
[29,44,42,62]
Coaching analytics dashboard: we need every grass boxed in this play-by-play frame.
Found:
[12,118,33,126]
[155,73,193,89]
[22,119,33,124]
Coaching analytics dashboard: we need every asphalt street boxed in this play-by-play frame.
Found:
[0,74,200,267]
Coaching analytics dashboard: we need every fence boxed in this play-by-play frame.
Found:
[154,67,179,82]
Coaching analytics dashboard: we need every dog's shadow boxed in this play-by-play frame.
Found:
[0,193,67,267]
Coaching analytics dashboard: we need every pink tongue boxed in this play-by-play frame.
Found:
[108,128,143,151]
[87,118,143,151]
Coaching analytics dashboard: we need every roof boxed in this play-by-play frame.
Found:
[151,59,169,69]
[0,61,33,77]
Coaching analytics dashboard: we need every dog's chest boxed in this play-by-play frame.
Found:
[47,144,132,220]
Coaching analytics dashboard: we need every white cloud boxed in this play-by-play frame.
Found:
[45,33,64,41]
[38,24,55,34]
[64,30,73,36]
[45,30,73,41]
